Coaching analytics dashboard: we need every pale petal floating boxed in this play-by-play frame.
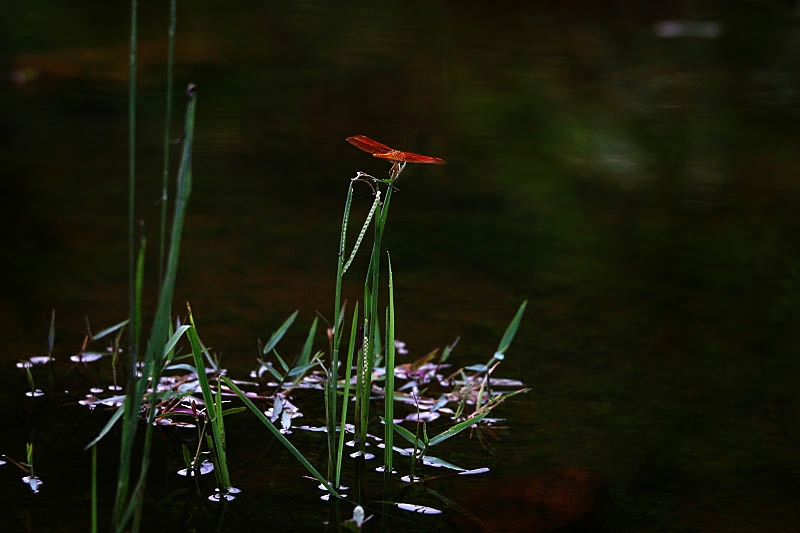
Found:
[404,411,440,423]
[396,503,442,515]
[70,352,104,363]
[22,475,43,493]
[458,467,490,475]
[177,460,214,477]
[208,486,240,502]
[349,451,375,460]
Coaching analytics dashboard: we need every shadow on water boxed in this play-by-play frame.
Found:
[3,0,800,531]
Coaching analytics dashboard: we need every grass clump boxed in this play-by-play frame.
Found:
[18,2,529,530]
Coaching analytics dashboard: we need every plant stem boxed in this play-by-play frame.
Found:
[127,0,138,377]
[384,254,396,476]
[159,0,177,287]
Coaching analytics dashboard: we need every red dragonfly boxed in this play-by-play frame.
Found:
[346,135,446,165]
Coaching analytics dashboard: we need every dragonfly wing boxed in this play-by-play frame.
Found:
[374,151,445,164]
[346,135,395,155]
[397,152,446,164]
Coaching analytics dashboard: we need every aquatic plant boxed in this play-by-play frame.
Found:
[10,0,530,529]
[2,442,42,493]
[215,137,529,519]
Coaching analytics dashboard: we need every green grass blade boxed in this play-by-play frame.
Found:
[220,376,339,497]
[427,412,491,447]
[329,183,355,479]
[263,310,299,354]
[496,300,527,355]
[186,305,230,489]
[297,317,319,368]
[256,359,285,381]
[113,236,145,531]
[85,405,125,450]
[382,417,420,447]
[158,0,178,286]
[440,337,460,363]
[273,350,290,372]
[90,319,131,342]
[114,85,196,533]
[91,445,97,533]
[163,324,191,358]
[384,254,396,474]
[127,0,138,375]
[334,301,359,488]
[418,454,465,471]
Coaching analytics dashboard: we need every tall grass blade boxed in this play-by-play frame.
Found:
[187,304,230,489]
[328,180,354,481]
[112,84,196,533]
[91,445,97,533]
[159,0,178,286]
[334,301,359,488]
[127,0,139,373]
[112,235,146,530]
[383,254,396,474]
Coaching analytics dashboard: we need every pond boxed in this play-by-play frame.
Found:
[2,1,800,531]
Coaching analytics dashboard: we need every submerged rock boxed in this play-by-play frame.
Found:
[451,467,604,532]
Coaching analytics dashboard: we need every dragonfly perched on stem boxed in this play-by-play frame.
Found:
[346,135,445,181]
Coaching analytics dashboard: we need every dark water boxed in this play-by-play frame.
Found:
[2,1,800,531]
